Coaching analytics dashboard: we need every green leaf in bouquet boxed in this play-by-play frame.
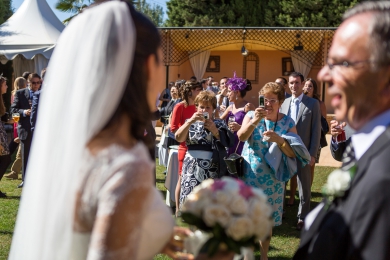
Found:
[180,212,212,231]
[199,237,221,257]
[224,236,242,255]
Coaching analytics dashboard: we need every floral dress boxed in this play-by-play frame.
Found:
[241,112,295,226]
[0,122,10,156]
[180,119,230,206]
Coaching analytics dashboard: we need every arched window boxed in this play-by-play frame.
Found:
[243,52,259,84]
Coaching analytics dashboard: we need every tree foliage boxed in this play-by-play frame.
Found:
[55,0,164,26]
[0,0,13,24]
[134,0,164,27]
[166,0,362,27]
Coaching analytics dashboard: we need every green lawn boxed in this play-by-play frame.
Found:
[0,163,336,260]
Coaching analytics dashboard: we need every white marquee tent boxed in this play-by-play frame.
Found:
[0,0,64,77]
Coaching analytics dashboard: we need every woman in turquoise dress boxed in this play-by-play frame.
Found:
[238,82,297,260]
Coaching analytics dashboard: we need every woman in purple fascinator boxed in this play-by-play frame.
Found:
[220,72,255,155]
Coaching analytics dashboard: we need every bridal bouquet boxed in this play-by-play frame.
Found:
[181,177,273,256]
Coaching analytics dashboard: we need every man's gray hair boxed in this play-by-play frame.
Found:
[343,1,390,70]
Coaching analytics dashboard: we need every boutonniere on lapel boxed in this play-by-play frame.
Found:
[322,165,357,205]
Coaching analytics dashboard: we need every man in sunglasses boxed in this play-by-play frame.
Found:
[11,73,41,188]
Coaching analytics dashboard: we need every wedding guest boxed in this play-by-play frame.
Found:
[280,72,321,230]
[275,77,291,98]
[238,82,310,260]
[175,91,233,206]
[30,68,46,132]
[8,3,188,259]
[4,77,26,180]
[221,75,255,155]
[294,2,390,259]
[303,78,327,186]
[0,76,11,197]
[10,73,41,188]
[170,79,202,217]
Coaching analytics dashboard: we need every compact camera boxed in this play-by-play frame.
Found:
[259,95,265,107]
[203,112,209,120]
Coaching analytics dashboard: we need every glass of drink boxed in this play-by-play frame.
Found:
[12,113,20,123]
[228,116,235,132]
[333,117,346,142]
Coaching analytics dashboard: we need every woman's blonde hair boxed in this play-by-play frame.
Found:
[259,82,286,104]
[194,90,217,109]
[13,77,27,96]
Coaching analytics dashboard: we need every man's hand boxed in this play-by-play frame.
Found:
[330,120,346,139]
[24,109,31,116]
[309,156,316,166]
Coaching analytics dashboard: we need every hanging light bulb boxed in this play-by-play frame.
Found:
[241,46,248,56]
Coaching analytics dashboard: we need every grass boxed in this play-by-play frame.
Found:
[0,162,336,260]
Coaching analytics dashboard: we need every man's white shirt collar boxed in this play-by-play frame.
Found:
[351,109,390,160]
[291,92,304,104]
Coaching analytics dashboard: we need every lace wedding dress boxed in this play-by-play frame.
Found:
[71,143,174,260]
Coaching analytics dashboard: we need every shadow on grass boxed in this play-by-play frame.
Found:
[0,230,13,235]
[1,196,20,200]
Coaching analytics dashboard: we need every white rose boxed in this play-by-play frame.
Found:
[248,198,272,221]
[214,190,233,207]
[253,215,272,241]
[325,169,351,196]
[200,179,215,189]
[229,195,249,215]
[226,216,253,241]
[203,204,231,228]
[220,177,240,194]
[250,187,268,203]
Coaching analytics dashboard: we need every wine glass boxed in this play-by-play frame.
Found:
[12,113,20,123]
[333,116,346,142]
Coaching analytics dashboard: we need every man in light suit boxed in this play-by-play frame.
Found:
[294,2,390,259]
[11,73,41,188]
[280,71,321,230]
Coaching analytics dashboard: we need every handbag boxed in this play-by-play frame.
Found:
[223,142,244,177]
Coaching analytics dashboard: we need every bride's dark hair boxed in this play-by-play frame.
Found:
[103,4,160,146]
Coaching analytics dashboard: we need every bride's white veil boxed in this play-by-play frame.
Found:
[9,2,135,259]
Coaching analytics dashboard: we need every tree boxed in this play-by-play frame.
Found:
[134,0,164,27]
[0,0,12,24]
[56,0,164,26]
[166,0,363,27]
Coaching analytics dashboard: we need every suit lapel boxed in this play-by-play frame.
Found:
[296,95,307,122]
[348,126,390,192]
[24,88,30,100]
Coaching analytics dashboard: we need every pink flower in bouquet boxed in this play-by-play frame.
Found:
[211,180,226,191]
[238,182,254,200]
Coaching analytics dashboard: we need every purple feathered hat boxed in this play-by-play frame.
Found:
[226,72,247,91]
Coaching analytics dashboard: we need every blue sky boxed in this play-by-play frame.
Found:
[12,0,168,23]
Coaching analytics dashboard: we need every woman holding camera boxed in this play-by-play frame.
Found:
[175,91,233,207]
[238,82,310,260]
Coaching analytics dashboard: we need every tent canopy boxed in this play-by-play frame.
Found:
[0,0,64,75]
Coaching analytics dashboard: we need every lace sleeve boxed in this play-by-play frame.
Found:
[86,163,154,260]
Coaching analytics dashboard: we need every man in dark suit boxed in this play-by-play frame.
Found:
[30,68,46,132]
[275,77,291,98]
[294,2,390,259]
[11,73,41,188]
[280,72,321,230]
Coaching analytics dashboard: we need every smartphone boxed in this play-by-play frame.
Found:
[203,112,209,120]
[259,95,265,107]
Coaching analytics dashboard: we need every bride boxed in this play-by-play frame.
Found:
[9,2,186,260]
